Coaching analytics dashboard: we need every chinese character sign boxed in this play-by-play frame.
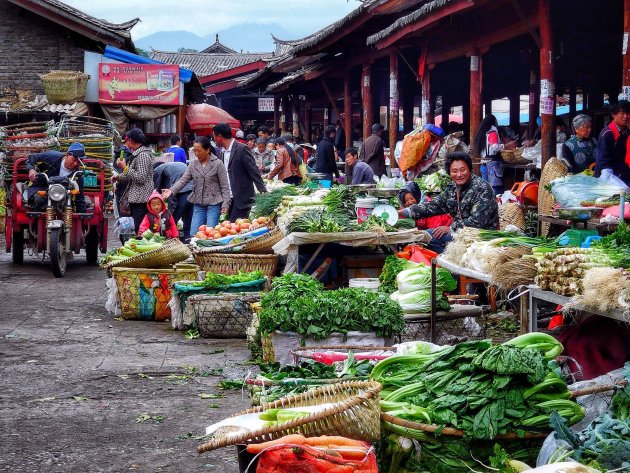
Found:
[98,63,179,105]
[258,97,274,112]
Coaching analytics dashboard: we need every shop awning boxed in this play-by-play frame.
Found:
[103,45,193,83]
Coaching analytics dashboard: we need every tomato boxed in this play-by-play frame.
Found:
[215,225,221,230]
[222,221,232,228]
[234,224,241,232]
[219,227,229,237]
[235,218,244,225]
[195,232,207,240]
[199,225,207,232]
[241,223,250,230]
[214,232,222,239]
[228,229,237,235]
[243,218,250,224]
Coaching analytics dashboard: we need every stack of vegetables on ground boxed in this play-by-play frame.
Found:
[389,265,457,314]
[257,273,404,341]
[249,355,374,405]
[544,365,630,472]
[100,230,165,266]
[178,270,265,290]
[372,333,584,472]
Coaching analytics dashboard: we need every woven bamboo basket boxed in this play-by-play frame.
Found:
[499,203,526,231]
[39,70,90,104]
[500,148,529,164]
[106,239,192,270]
[194,227,283,254]
[197,380,382,453]
[193,253,278,280]
[189,292,260,338]
[538,158,568,236]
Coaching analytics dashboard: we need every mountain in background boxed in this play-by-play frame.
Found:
[135,23,296,53]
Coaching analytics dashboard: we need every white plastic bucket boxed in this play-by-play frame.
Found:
[349,278,380,291]
[355,197,379,223]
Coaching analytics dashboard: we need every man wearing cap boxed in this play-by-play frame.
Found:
[359,123,386,177]
[26,142,87,212]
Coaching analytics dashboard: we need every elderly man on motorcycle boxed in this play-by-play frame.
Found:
[26,142,87,212]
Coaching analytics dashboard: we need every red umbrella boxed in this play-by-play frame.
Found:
[186,104,240,134]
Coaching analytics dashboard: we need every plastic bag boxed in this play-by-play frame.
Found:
[105,278,121,316]
[114,217,135,236]
[399,131,432,173]
[549,174,630,207]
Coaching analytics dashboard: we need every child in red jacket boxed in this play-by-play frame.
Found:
[138,191,179,238]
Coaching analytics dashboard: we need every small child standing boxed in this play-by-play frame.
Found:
[138,191,179,238]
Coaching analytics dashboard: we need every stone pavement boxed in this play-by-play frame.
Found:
[0,227,252,472]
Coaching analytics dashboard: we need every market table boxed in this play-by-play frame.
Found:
[272,229,430,274]
[526,285,628,332]
[538,215,618,234]
[402,304,484,343]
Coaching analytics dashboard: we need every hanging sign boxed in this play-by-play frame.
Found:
[470,56,479,72]
[258,97,274,112]
[98,63,179,105]
[540,79,555,115]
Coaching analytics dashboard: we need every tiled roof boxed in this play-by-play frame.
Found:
[8,0,138,47]
[150,50,273,78]
[200,35,237,54]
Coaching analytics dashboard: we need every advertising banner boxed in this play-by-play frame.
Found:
[98,63,179,105]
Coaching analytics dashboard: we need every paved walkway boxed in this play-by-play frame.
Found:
[0,227,251,472]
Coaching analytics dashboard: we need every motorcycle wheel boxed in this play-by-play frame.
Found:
[50,228,67,278]
[85,229,98,265]
[12,230,24,264]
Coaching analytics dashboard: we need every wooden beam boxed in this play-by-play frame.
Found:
[344,76,352,150]
[361,63,373,140]
[470,52,482,162]
[274,95,280,134]
[204,79,241,94]
[528,69,539,141]
[281,95,290,133]
[624,0,630,99]
[373,0,476,50]
[322,80,342,120]
[199,60,267,84]
[539,0,556,168]
[422,70,433,125]
[509,0,541,48]
[389,51,400,157]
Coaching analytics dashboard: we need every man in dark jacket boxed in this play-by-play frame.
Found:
[213,123,267,220]
[596,100,630,186]
[359,123,386,177]
[153,161,193,240]
[334,120,346,156]
[315,125,339,181]
[26,142,86,212]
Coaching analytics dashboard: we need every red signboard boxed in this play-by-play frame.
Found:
[98,63,179,105]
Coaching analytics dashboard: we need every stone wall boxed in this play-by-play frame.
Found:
[0,2,87,97]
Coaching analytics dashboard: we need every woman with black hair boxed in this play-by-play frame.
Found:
[398,151,499,253]
[473,114,516,195]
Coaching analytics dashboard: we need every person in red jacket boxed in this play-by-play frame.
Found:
[138,190,179,238]
[398,182,453,230]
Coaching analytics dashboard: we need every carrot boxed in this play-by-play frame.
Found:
[303,436,367,448]
[326,446,368,461]
[246,434,306,454]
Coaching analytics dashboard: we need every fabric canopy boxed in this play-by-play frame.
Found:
[186,104,240,132]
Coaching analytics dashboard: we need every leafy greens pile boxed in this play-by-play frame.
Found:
[379,255,420,294]
[258,273,405,340]
[185,270,265,288]
[251,185,299,218]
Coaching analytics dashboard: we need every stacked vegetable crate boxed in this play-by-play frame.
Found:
[0,121,58,202]
[56,116,117,193]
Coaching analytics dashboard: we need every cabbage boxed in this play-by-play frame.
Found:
[390,289,450,313]
[397,267,457,294]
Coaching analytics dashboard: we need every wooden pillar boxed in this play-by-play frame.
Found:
[344,76,352,150]
[281,95,290,133]
[177,105,186,138]
[421,70,433,124]
[304,104,311,142]
[509,92,521,134]
[569,86,577,116]
[323,107,330,128]
[441,97,449,131]
[273,95,280,134]
[624,0,630,100]
[470,52,482,160]
[361,62,373,140]
[291,94,300,138]
[539,0,556,168]
[528,70,539,142]
[402,86,414,134]
[389,51,399,150]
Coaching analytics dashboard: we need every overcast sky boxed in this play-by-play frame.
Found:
[61,0,360,40]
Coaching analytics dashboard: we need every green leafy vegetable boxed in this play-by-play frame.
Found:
[379,255,419,294]
[251,185,299,218]
[185,270,265,288]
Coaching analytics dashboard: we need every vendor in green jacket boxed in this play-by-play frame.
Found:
[398,151,499,253]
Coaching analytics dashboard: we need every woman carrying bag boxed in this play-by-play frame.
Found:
[162,136,230,237]
[473,114,516,195]
[265,136,302,185]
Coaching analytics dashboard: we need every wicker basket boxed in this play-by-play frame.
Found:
[190,292,260,338]
[106,239,192,270]
[197,380,382,453]
[113,265,199,320]
[501,148,530,164]
[499,203,526,231]
[193,253,278,280]
[39,70,90,104]
[538,158,568,236]
[195,227,284,254]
